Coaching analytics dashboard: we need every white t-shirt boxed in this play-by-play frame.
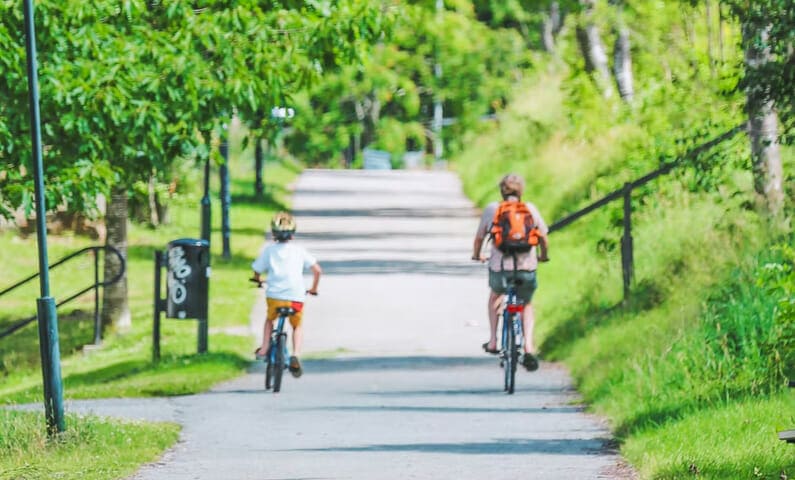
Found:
[251,242,317,302]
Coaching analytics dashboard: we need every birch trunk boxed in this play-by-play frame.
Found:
[743,22,784,215]
[613,27,634,102]
[576,0,614,98]
[102,187,131,330]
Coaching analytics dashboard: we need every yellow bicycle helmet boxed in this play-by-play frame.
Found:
[271,212,296,241]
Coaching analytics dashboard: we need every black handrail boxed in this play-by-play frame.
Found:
[0,245,125,342]
[547,125,746,300]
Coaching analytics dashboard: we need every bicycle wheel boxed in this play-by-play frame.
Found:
[265,361,274,390]
[272,334,286,393]
[506,316,519,394]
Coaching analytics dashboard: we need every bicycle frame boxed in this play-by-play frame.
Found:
[268,314,290,365]
[500,284,524,355]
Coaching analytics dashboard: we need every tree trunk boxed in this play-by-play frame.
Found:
[613,27,634,102]
[743,22,784,215]
[576,0,614,99]
[542,15,556,54]
[102,187,131,330]
[147,173,159,227]
[550,2,563,36]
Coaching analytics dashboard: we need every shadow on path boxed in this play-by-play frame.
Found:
[287,438,607,455]
[299,405,582,414]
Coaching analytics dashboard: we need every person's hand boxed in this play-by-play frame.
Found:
[249,276,264,287]
[538,253,550,263]
[471,255,487,263]
[306,289,319,296]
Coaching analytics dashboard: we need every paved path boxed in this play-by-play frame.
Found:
[62,170,630,479]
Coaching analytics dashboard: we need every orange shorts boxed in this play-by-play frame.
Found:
[266,298,304,328]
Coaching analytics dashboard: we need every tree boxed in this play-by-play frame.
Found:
[722,0,792,215]
[0,0,388,329]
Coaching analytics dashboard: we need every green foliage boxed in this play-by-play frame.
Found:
[722,0,795,143]
[0,0,387,218]
[286,1,531,165]
[0,410,179,480]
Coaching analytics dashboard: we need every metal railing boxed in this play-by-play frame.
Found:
[548,125,745,300]
[0,245,125,343]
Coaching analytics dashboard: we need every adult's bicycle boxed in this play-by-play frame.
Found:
[500,271,525,394]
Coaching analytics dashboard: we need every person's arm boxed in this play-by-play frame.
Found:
[472,205,493,261]
[250,248,268,285]
[529,202,550,262]
[307,263,322,295]
[472,235,486,261]
[537,232,549,262]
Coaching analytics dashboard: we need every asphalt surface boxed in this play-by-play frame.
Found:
[59,170,631,479]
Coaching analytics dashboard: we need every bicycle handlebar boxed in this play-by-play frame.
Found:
[249,277,319,296]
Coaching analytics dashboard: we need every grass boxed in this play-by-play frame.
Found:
[452,67,795,479]
[0,409,180,480]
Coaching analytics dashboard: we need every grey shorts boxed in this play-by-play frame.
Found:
[489,270,538,303]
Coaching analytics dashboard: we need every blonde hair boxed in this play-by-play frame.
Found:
[499,174,524,199]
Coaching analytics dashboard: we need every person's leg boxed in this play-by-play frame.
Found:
[522,303,536,354]
[292,324,303,356]
[256,319,273,356]
[487,290,502,351]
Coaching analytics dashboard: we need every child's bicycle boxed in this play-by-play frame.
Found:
[264,304,294,393]
[250,278,315,393]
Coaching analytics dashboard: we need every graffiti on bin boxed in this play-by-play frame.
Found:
[168,246,192,308]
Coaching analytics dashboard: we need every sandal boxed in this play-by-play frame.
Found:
[482,342,499,355]
[522,353,539,372]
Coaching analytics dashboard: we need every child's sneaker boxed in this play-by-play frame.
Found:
[289,356,303,378]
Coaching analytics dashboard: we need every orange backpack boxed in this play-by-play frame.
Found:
[490,200,540,253]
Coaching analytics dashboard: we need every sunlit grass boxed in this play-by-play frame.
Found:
[0,409,180,480]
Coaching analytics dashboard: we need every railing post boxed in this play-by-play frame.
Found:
[153,251,162,363]
[621,182,634,302]
[93,248,101,345]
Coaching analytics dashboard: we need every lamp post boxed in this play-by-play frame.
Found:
[22,0,65,435]
[219,126,231,259]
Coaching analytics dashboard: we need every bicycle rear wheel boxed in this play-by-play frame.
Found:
[272,334,286,393]
[504,327,515,394]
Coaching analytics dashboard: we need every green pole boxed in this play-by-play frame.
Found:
[22,0,65,435]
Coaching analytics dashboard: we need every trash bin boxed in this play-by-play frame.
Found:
[165,238,210,319]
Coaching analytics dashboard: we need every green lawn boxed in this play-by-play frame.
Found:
[0,410,179,480]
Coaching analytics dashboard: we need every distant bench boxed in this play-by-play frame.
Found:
[780,381,794,444]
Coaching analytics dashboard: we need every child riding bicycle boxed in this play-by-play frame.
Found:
[252,212,322,378]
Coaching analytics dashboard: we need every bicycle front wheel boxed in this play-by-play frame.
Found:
[273,334,286,393]
[265,361,274,390]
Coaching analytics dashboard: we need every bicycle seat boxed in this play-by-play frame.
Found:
[276,307,296,316]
